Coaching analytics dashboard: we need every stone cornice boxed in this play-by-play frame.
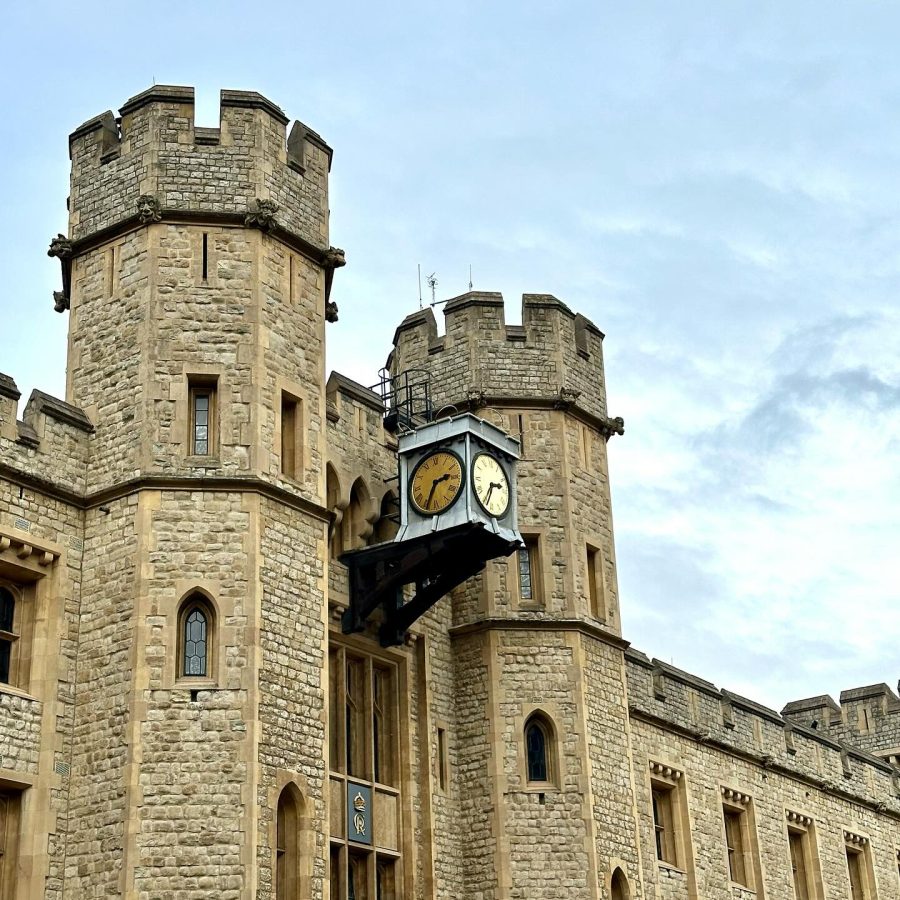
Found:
[445,393,625,440]
[449,616,629,650]
[0,467,331,522]
[63,208,329,268]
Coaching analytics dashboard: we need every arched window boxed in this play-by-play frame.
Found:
[524,713,555,785]
[327,465,344,560]
[276,783,303,898]
[0,587,17,684]
[178,593,215,679]
[611,867,630,900]
[344,478,375,551]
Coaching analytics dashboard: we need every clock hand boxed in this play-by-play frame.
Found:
[484,484,495,504]
[426,473,452,509]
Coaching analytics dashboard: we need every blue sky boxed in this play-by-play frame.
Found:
[1,1,898,710]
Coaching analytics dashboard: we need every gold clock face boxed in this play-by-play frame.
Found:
[410,449,464,515]
[472,452,510,518]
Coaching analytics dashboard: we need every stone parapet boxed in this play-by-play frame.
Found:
[67,85,331,250]
[783,682,900,760]
[626,648,900,817]
[390,293,610,422]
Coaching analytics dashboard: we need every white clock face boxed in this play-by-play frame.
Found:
[472,453,510,517]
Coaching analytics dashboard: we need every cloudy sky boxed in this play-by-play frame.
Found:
[1,1,897,711]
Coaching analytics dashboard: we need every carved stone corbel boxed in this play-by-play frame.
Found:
[553,387,581,410]
[137,194,162,224]
[465,389,487,412]
[48,233,74,314]
[245,198,279,232]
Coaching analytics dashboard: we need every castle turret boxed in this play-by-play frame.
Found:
[64,85,338,499]
[390,293,639,898]
[59,86,337,899]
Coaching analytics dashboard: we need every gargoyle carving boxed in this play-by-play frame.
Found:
[599,416,625,439]
[554,387,581,410]
[48,234,73,313]
[324,246,347,269]
[137,194,162,224]
[466,389,487,411]
[245,198,279,232]
[47,234,73,259]
[323,246,346,323]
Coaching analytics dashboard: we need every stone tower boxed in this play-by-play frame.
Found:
[389,293,641,899]
[62,85,339,898]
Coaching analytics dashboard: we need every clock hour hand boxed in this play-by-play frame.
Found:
[426,473,451,510]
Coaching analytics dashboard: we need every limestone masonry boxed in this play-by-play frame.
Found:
[0,85,897,900]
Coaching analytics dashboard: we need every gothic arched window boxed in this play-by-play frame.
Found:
[524,713,555,785]
[276,783,303,898]
[611,867,630,900]
[178,594,215,679]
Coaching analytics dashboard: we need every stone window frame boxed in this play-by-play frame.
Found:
[648,761,691,873]
[843,829,876,900]
[0,531,61,699]
[785,809,824,900]
[584,533,608,622]
[188,378,218,457]
[609,863,631,900]
[516,703,564,792]
[0,584,25,689]
[509,528,550,611]
[719,787,762,892]
[269,770,314,900]
[279,390,303,481]
[180,366,224,463]
[177,593,216,680]
[167,584,232,692]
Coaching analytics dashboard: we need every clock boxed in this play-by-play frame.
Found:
[409,449,464,515]
[472,452,510,518]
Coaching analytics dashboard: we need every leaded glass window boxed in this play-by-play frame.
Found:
[193,393,210,455]
[517,547,532,600]
[525,718,549,782]
[183,607,208,676]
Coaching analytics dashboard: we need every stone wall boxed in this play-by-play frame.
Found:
[627,648,900,899]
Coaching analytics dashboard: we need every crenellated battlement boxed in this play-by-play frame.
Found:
[626,649,900,815]
[67,85,332,248]
[782,683,900,760]
[0,373,93,497]
[390,292,615,425]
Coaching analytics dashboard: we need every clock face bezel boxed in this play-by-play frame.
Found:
[408,447,465,516]
[471,451,511,518]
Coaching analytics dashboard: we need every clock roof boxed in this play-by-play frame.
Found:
[397,412,521,460]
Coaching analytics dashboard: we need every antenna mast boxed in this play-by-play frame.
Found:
[468,264,473,291]
[417,264,423,310]
[427,273,438,305]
